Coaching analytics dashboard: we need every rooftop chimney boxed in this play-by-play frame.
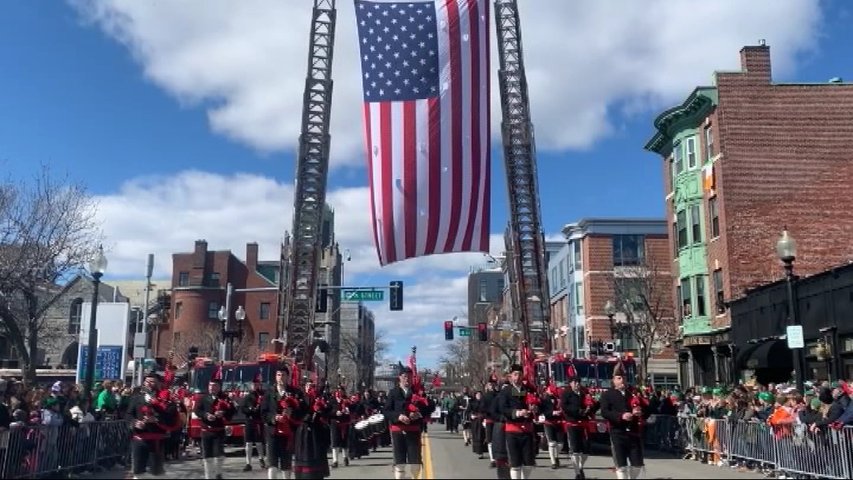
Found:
[193,239,208,268]
[246,242,259,271]
[740,43,771,83]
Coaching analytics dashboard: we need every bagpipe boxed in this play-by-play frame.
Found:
[407,392,430,419]
[276,395,301,435]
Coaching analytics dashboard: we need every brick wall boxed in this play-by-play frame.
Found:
[715,46,853,302]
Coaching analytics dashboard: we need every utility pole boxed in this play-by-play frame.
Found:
[136,254,153,386]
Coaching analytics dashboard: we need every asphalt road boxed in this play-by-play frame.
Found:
[91,429,767,479]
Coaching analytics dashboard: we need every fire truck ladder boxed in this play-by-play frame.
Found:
[494,0,551,356]
[279,0,338,370]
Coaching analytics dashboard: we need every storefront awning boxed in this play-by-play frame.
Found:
[735,340,793,370]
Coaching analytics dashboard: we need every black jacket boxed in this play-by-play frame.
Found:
[496,383,532,423]
[193,392,236,431]
[241,389,265,424]
[383,386,434,428]
[599,388,648,434]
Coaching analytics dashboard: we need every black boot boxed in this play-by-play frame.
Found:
[259,458,266,469]
[242,464,252,472]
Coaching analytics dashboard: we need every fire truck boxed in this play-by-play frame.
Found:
[536,353,639,442]
[186,354,280,443]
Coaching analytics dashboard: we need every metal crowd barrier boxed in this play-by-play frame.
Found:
[0,420,131,479]
[642,414,853,480]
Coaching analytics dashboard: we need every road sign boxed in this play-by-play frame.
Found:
[458,327,471,337]
[342,289,384,302]
[786,325,804,349]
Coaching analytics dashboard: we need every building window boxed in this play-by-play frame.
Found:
[612,235,645,267]
[674,141,683,175]
[178,272,189,287]
[690,204,702,244]
[675,285,682,319]
[709,196,720,238]
[260,302,270,320]
[479,279,488,301]
[175,302,183,319]
[208,302,219,320]
[680,278,692,317]
[497,279,505,292]
[705,126,714,160]
[695,275,707,317]
[68,297,83,334]
[713,269,725,314]
[573,240,582,271]
[575,282,584,315]
[259,332,269,349]
[669,159,676,192]
[205,272,220,287]
[686,136,697,169]
[559,261,566,288]
[676,211,688,249]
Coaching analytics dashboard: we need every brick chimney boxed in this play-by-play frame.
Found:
[740,43,771,83]
[246,242,259,270]
[193,239,207,268]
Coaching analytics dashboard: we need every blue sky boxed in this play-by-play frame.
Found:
[2,0,850,369]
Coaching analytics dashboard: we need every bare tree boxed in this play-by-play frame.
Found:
[439,338,489,388]
[0,167,101,383]
[338,328,389,391]
[170,322,256,365]
[611,258,677,383]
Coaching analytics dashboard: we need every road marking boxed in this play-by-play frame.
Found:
[422,432,434,479]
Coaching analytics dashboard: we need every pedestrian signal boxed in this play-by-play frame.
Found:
[444,320,454,341]
[477,322,488,341]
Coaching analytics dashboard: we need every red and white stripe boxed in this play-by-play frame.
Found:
[363,0,490,266]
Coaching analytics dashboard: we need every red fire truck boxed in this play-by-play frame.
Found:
[537,353,639,442]
[186,354,280,443]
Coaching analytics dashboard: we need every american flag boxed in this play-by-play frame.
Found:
[355,0,491,266]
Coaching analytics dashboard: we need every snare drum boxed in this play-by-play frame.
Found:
[354,420,370,442]
[368,414,386,436]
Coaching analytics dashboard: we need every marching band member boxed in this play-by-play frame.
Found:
[384,366,434,480]
[261,363,304,480]
[600,361,649,479]
[481,374,499,468]
[193,366,236,479]
[329,386,352,468]
[497,365,536,480]
[242,372,267,472]
[127,371,176,479]
[293,379,331,479]
[561,372,597,480]
[541,382,563,469]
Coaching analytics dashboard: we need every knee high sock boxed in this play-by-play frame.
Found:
[215,456,224,477]
[521,466,533,479]
[487,443,494,462]
[332,447,339,464]
[548,442,557,464]
[629,466,645,479]
[280,468,292,479]
[615,466,630,479]
[245,443,253,464]
[509,467,522,479]
[203,458,214,479]
[267,467,280,479]
[394,465,407,479]
[409,464,422,479]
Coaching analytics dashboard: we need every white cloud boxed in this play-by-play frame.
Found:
[95,171,501,367]
[70,0,821,160]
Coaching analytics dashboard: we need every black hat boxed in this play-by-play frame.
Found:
[275,362,290,374]
[399,366,413,376]
[509,364,523,374]
[144,371,162,382]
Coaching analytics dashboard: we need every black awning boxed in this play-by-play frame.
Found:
[736,340,793,370]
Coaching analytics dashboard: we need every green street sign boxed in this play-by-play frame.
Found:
[458,327,471,337]
[342,289,384,302]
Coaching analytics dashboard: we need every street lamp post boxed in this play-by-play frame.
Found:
[217,282,246,362]
[85,245,107,400]
[604,300,616,346]
[776,228,804,393]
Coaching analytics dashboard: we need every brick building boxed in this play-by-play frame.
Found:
[557,218,676,386]
[644,43,853,386]
[156,240,280,363]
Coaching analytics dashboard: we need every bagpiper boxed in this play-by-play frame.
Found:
[496,364,537,480]
[599,360,649,479]
[540,383,563,469]
[481,374,499,468]
[261,362,304,480]
[241,371,267,472]
[126,371,176,479]
[292,378,331,479]
[329,386,352,468]
[561,369,597,480]
[384,366,434,480]
[193,364,236,479]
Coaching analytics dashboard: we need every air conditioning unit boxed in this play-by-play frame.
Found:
[604,342,615,353]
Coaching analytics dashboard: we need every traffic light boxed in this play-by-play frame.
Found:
[444,320,454,341]
[477,322,488,341]
[389,280,403,311]
[315,284,328,313]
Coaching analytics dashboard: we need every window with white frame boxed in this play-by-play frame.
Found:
[674,141,684,174]
[573,240,582,271]
[705,126,714,160]
[575,282,584,315]
[686,136,697,169]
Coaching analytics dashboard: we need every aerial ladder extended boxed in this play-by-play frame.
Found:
[494,0,552,360]
[279,0,338,372]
